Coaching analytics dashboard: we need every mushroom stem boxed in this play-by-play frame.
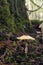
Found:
[25,43,28,55]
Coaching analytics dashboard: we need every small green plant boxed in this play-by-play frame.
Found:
[5,56,12,63]
[6,48,12,55]
[13,41,17,47]
[5,48,13,63]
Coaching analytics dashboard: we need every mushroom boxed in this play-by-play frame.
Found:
[17,35,35,54]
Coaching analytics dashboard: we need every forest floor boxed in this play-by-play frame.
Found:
[0,24,43,65]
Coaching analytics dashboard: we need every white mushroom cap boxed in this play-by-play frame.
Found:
[17,35,35,40]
